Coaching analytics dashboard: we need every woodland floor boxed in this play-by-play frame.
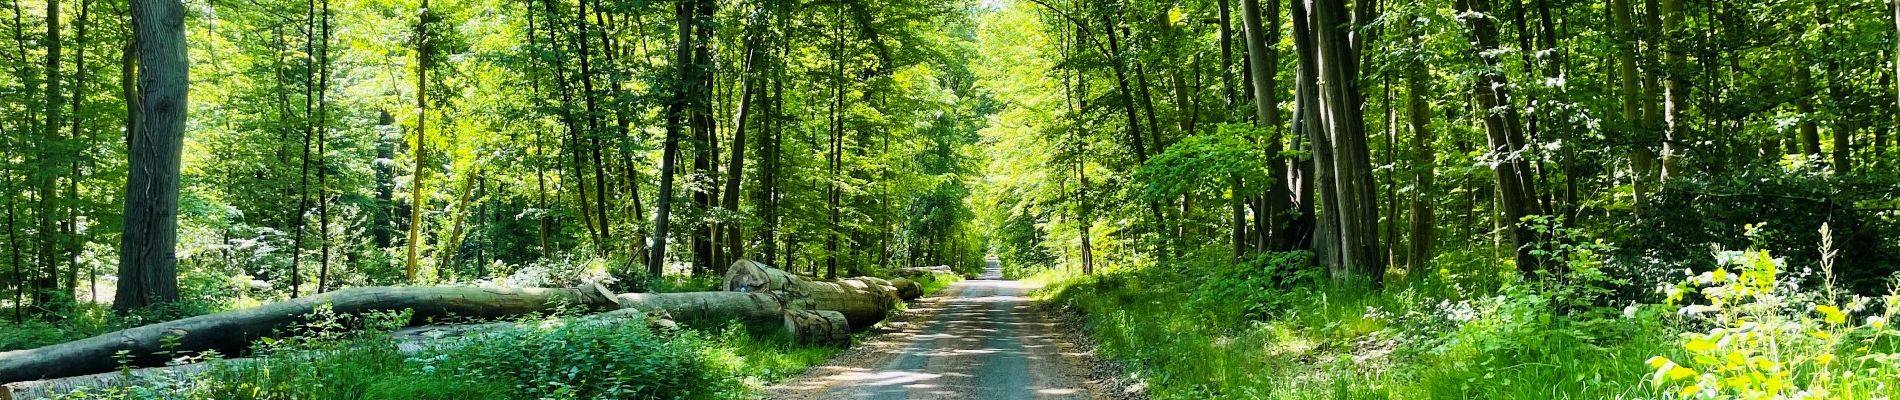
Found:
[768,263,1104,400]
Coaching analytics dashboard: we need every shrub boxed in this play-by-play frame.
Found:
[1646,225,1900,399]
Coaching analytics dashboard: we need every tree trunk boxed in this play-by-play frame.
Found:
[1403,14,1435,271]
[1455,0,1544,277]
[1241,0,1295,253]
[722,259,899,330]
[689,0,718,275]
[314,0,333,292]
[782,310,850,347]
[887,278,923,301]
[571,0,613,252]
[7,286,623,384]
[722,15,762,268]
[406,0,432,283]
[650,0,695,277]
[1291,0,1332,268]
[116,0,186,311]
[1657,0,1687,179]
[1309,0,1383,283]
[1611,0,1655,215]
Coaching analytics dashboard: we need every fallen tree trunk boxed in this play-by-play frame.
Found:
[782,310,850,347]
[889,278,923,301]
[4,309,685,400]
[2,361,218,400]
[892,265,954,277]
[722,260,898,329]
[2,271,905,389]
[0,286,616,385]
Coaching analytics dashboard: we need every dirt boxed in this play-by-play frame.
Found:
[765,277,1106,400]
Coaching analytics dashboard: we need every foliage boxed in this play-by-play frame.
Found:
[47,314,838,400]
[1646,225,1900,399]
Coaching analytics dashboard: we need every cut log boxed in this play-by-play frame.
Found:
[0,286,616,385]
[889,278,923,301]
[782,310,851,347]
[892,265,954,277]
[722,260,898,329]
[611,291,789,325]
[2,361,218,400]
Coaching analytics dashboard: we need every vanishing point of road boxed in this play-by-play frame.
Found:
[768,260,1102,400]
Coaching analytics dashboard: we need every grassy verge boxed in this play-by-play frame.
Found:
[47,314,837,400]
[912,272,963,296]
[1031,253,1672,399]
[1036,244,1900,399]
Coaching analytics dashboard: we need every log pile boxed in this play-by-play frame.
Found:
[893,265,954,278]
[721,259,899,329]
[1,260,914,399]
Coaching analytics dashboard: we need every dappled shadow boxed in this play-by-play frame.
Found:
[770,280,1094,399]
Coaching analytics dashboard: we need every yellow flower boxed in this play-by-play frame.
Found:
[1815,305,1847,325]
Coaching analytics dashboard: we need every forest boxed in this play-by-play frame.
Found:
[0,0,1898,398]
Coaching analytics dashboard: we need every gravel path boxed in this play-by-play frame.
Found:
[767,262,1100,400]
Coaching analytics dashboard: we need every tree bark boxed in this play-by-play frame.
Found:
[1657,0,1687,179]
[782,310,850,347]
[722,13,763,268]
[650,0,696,277]
[723,259,899,329]
[406,0,432,283]
[1455,0,1544,277]
[1242,0,1296,253]
[7,286,623,385]
[1309,0,1383,283]
[1611,0,1655,215]
[117,0,187,311]
[1403,14,1435,271]
[314,0,333,292]
[689,0,718,275]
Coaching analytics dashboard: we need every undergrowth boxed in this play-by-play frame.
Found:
[46,310,837,399]
[1035,237,1900,398]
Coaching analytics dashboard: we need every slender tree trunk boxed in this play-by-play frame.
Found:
[722,15,762,268]
[406,0,431,283]
[440,168,479,277]
[1403,14,1435,271]
[1455,0,1544,277]
[689,0,718,275]
[1611,0,1655,215]
[64,0,91,295]
[291,2,314,296]
[1815,2,1851,174]
[825,7,845,280]
[1657,0,1687,179]
[650,0,695,277]
[313,0,331,292]
[573,0,613,250]
[537,0,600,246]
[117,0,186,311]
[1242,0,1295,252]
[525,5,553,257]
[36,0,66,309]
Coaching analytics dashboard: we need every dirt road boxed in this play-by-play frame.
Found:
[768,262,1099,400]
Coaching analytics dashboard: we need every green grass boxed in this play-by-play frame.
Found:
[1032,253,1675,399]
[912,272,963,296]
